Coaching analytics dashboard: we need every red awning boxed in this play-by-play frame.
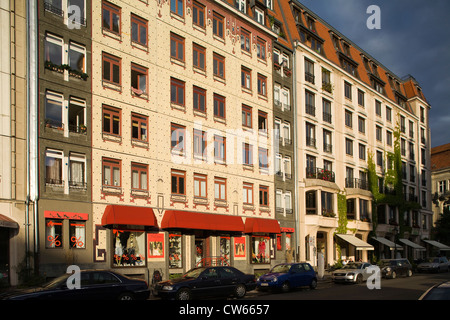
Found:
[0,214,19,229]
[101,205,158,229]
[244,218,280,234]
[161,210,244,233]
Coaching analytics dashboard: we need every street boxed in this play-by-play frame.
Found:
[243,271,450,300]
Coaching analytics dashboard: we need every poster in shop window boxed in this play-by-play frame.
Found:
[147,233,164,258]
[234,236,246,257]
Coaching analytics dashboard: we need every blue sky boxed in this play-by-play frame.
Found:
[297,0,450,148]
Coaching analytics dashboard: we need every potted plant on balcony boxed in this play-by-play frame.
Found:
[79,124,87,133]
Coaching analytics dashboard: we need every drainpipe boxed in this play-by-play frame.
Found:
[292,42,300,262]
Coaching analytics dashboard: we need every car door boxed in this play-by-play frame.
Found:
[83,271,123,299]
[218,267,239,295]
[194,268,223,298]
[287,264,302,288]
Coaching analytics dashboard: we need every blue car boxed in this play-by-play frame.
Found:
[257,263,317,292]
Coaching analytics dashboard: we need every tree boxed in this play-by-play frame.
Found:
[433,206,450,245]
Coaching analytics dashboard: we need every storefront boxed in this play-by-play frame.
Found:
[0,214,19,287]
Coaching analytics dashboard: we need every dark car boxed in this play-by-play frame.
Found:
[379,259,413,279]
[257,263,317,292]
[153,266,256,300]
[0,270,150,300]
[417,257,450,273]
[419,281,450,300]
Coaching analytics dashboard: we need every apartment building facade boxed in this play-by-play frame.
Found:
[38,0,93,277]
[90,0,281,280]
[431,144,450,224]
[287,1,432,267]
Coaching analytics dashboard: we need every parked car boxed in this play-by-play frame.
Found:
[0,270,150,300]
[332,262,374,284]
[419,281,450,300]
[153,266,256,300]
[417,257,450,273]
[379,259,413,279]
[257,263,317,292]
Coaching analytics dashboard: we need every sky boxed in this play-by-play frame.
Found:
[297,0,450,148]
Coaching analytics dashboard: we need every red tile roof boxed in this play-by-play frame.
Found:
[431,143,450,171]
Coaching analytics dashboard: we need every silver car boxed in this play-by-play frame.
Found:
[417,257,450,273]
[332,262,373,284]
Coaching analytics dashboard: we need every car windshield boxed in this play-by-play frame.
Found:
[270,265,291,274]
[182,268,206,279]
[427,258,440,263]
[42,274,70,289]
[379,260,395,267]
[342,263,362,269]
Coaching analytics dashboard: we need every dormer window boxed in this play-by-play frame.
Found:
[236,0,246,14]
[342,41,351,57]
[255,7,264,25]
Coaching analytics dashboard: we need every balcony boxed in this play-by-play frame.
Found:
[306,137,316,148]
[323,143,333,153]
[305,72,315,84]
[345,178,369,190]
[323,112,332,123]
[305,104,315,117]
[306,167,335,183]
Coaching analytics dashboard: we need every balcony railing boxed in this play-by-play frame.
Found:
[44,1,64,16]
[345,178,369,190]
[305,72,315,84]
[323,143,333,153]
[305,104,315,116]
[306,167,335,182]
[323,112,332,123]
[306,137,316,148]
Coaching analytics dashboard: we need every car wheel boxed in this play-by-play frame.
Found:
[309,278,317,290]
[118,292,135,300]
[176,288,192,301]
[391,271,397,279]
[356,274,363,284]
[234,284,246,299]
[407,269,412,277]
[281,281,290,293]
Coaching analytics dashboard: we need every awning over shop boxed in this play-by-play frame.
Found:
[244,217,280,234]
[372,237,403,251]
[101,205,158,230]
[398,238,426,251]
[423,240,450,251]
[336,234,374,250]
[0,214,19,229]
[161,210,245,233]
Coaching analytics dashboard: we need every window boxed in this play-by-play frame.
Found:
[171,123,186,153]
[400,115,406,133]
[193,129,207,159]
[45,33,63,66]
[242,105,252,128]
[170,78,185,106]
[259,186,269,206]
[170,33,185,62]
[68,42,86,73]
[285,191,292,213]
[214,177,227,200]
[409,142,415,160]
[376,125,382,141]
[192,1,205,28]
[323,129,332,153]
[241,28,251,53]
[69,153,86,188]
[242,143,253,165]
[305,90,315,116]
[358,116,365,134]
[131,63,148,96]
[193,43,205,71]
[213,52,225,79]
[258,111,268,133]
[131,113,148,142]
[322,68,331,92]
[321,191,333,215]
[420,107,425,123]
[344,81,352,100]
[258,147,268,169]
[131,162,148,191]
[237,0,246,13]
[170,0,184,17]
[322,99,331,123]
[194,173,207,198]
[345,110,352,128]
[375,100,382,117]
[214,135,226,162]
[359,143,366,160]
[409,120,414,138]
[46,149,63,185]
[102,158,121,187]
[131,14,148,47]
[306,191,317,215]
[243,183,253,205]
[376,151,383,167]
[213,11,224,38]
[192,86,206,113]
[255,7,264,24]
[284,157,292,179]
[45,91,63,129]
[306,122,316,147]
[102,1,121,34]
[257,74,267,96]
[283,122,291,144]
[358,89,365,107]
[241,67,251,90]
[345,138,353,156]
[46,219,63,248]
[102,105,121,136]
[102,52,121,85]
[256,38,266,60]
[213,93,226,119]
[304,58,315,84]
[171,169,186,195]
[69,220,86,249]
[386,130,393,146]
[386,106,392,122]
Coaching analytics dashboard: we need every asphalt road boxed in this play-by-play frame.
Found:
[244,271,450,300]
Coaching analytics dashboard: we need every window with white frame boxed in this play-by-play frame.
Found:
[282,122,291,145]
[284,156,292,179]
[45,33,64,66]
[285,191,292,214]
[45,91,64,129]
[281,88,290,110]
[68,42,86,73]
[45,149,64,185]
[255,7,264,24]
[69,153,86,188]
[236,0,246,13]
[274,84,281,107]
[276,189,283,210]
[68,97,86,134]
[275,154,282,176]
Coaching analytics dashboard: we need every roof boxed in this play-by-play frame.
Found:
[431,143,450,171]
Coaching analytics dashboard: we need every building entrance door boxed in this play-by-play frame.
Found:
[0,229,10,287]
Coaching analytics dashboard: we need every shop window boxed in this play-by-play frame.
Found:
[46,219,63,248]
[69,220,86,248]
[234,237,246,257]
[251,236,270,264]
[169,233,182,268]
[220,237,231,265]
[113,231,145,267]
